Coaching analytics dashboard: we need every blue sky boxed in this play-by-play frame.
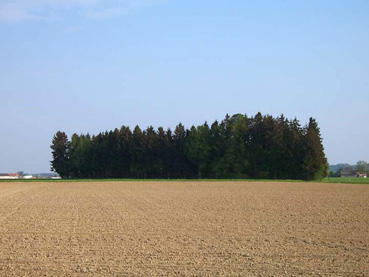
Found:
[1,0,368,173]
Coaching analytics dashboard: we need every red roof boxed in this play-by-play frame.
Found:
[0,173,18,176]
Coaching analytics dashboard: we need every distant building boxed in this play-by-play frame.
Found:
[358,173,367,178]
[340,167,367,178]
[0,173,18,179]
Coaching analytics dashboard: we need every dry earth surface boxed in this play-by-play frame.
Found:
[0,181,368,276]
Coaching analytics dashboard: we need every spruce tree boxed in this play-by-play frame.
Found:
[50,131,70,178]
[302,118,328,180]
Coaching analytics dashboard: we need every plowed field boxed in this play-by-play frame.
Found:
[0,181,368,276]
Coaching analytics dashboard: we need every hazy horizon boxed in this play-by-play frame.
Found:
[1,0,368,173]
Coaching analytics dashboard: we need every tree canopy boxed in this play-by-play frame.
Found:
[356,161,369,175]
[50,113,328,180]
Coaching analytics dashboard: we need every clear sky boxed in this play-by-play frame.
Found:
[1,0,368,173]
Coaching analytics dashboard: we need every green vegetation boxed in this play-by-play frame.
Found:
[51,113,328,181]
[2,178,368,185]
[322,177,369,185]
[1,178,305,183]
[328,170,341,177]
[356,161,369,175]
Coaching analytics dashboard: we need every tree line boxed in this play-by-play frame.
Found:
[51,113,328,180]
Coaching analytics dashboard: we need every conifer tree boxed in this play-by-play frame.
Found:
[131,126,145,178]
[50,131,70,178]
[302,118,328,180]
[118,126,132,178]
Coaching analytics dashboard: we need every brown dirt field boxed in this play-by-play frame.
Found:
[0,181,368,276]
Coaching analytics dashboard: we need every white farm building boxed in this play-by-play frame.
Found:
[0,173,19,179]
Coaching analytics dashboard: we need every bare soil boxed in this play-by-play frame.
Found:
[0,181,368,276]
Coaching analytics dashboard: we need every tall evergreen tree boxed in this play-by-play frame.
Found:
[248,112,265,178]
[173,123,187,178]
[118,126,132,178]
[50,131,70,178]
[302,118,328,180]
[130,126,146,178]
[209,119,226,178]
[287,118,305,179]
[184,123,210,178]
[68,133,81,178]
[145,126,161,178]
